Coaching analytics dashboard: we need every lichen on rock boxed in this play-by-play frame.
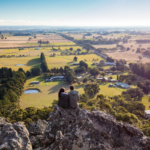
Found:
[0,117,32,150]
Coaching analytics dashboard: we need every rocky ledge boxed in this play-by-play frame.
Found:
[1,106,150,150]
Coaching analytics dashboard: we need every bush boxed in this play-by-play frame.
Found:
[83,77,88,83]
[116,113,124,121]
[143,127,150,136]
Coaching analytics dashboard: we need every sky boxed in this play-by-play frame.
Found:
[0,0,150,26]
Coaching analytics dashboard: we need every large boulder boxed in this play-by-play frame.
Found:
[41,105,150,150]
[0,117,32,150]
[1,106,150,150]
[29,120,48,149]
[29,120,48,135]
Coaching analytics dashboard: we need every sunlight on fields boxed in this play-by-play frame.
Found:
[20,76,85,108]
[20,76,127,109]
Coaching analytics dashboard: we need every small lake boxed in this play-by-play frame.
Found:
[16,64,25,66]
[24,90,39,94]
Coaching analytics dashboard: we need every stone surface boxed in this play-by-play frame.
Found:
[0,117,32,150]
[42,105,150,150]
[29,120,48,149]
[29,119,48,135]
[1,106,150,150]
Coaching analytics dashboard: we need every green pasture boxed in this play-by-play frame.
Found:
[142,96,150,110]
[20,76,85,109]
[98,82,126,96]
[0,46,85,57]
[0,56,40,71]
[20,75,128,109]
[41,42,76,46]
[53,46,83,51]
[46,54,104,69]
[0,53,103,71]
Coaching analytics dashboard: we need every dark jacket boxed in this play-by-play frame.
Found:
[68,90,79,109]
[57,92,69,109]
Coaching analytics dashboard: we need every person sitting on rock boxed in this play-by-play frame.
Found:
[57,87,69,109]
[68,85,80,109]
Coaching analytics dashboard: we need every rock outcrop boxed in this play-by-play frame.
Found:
[43,105,150,150]
[1,106,150,150]
[29,119,48,149]
[0,117,32,150]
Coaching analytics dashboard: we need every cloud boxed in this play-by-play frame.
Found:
[0,19,150,27]
[0,20,64,26]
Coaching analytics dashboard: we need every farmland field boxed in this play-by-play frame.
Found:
[1,31,150,110]
[0,52,103,71]
[20,76,85,108]
[0,45,84,57]
[93,44,116,49]
[106,50,150,63]
[0,34,73,48]
[20,75,128,109]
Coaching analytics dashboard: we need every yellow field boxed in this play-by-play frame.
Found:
[142,96,150,110]
[0,53,104,71]
[20,76,85,108]
[20,75,127,109]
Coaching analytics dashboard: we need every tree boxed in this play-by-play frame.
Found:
[101,72,106,77]
[40,52,48,72]
[111,66,116,72]
[1,35,4,39]
[80,94,89,103]
[127,47,130,51]
[89,89,94,98]
[79,61,88,70]
[69,48,73,51]
[26,70,31,77]
[117,75,119,80]
[138,56,142,62]
[28,37,32,41]
[84,83,100,96]
[74,56,78,61]
[18,68,25,74]
[31,67,41,76]
[65,70,76,84]
[128,80,131,85]
[8,68,13,78]
[60,67,64,75]
[90,68,100,78]
[122,88,144,101]
[81,66,86,72]
[83,77,88,83]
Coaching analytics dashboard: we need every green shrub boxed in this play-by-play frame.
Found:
[143,127,150,136]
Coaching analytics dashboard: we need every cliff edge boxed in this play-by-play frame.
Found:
[1,106,150,150]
